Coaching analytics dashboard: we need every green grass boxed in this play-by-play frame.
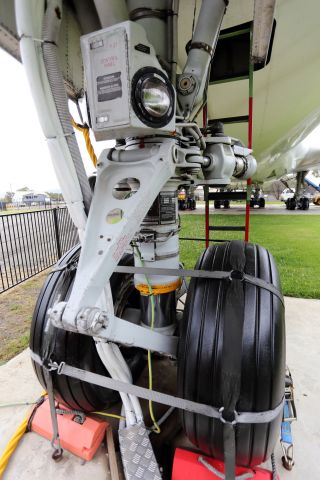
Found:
[180,214,320,299]
[0,335,29,365]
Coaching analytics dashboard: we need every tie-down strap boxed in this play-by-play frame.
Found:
[30,351,284,425]
[113,265,284,306]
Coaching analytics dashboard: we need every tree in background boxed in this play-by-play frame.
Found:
[3,191,14,202]
[271,180,284,200]
[46,192,64,203]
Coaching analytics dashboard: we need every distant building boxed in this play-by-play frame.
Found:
[12,190,51,206]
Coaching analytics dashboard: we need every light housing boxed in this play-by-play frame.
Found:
[132,67,175,128]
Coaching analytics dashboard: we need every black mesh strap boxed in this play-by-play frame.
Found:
[113,265,284,306]
[220,241,247,480]
[30,350,284,424]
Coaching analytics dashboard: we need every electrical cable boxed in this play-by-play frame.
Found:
[0,391,47,477]
[92,411,125,421]
[133,244,161,434]
[0,416,28,477]
[0,402,37,408]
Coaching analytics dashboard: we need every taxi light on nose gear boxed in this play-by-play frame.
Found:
[131,68,175,128]
[80,21,176,141]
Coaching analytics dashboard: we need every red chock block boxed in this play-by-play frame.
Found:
[172,448,279,479]
[31,398,108,461]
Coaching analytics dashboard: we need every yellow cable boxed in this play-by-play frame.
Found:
[71,118,97,168]
[133,244,161,434]
[92,411,125,421]
[0,391,47,478]
[0,417,28,478]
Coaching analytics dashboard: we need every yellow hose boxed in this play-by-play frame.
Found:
[0,391,46,478]
[0,416,28,478]
[71,118,97,168]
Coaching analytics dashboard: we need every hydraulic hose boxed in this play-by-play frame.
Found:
[15,0,87,234]
[42,0,92,215]
[110,344,143,423]
[96,342,137,427]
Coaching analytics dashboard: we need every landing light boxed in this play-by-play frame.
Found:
[132,68,174,128]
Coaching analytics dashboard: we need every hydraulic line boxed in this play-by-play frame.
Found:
[96,342,137,427]
[42,0,92,214]
[109,344,143,423]
[15,0,88,233]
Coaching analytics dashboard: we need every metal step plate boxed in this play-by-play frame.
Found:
[119,422,162,480]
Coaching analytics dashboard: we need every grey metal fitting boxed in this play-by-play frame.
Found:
[48,301,70,329]
[202,138,236,186]
[76,307,109,334]
[177,74,197,96]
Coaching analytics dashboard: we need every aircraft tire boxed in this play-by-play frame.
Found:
[178,240,285,467]
[30,245,144,412]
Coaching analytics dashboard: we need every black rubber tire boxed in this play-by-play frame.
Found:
[178,241,285,467]
[30,244,144,412]
[214,200,221,209]
[259,198,265,208]
[300,198,309,210]
[286,198,296,210]
[223,200,230,209]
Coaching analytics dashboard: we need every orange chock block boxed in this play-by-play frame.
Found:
[31,398,108,461]
[172,448,279,480]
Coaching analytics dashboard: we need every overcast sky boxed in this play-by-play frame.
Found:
[0,48,112,195]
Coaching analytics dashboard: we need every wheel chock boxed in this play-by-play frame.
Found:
[31,397,108,461]
[172,448,278,479]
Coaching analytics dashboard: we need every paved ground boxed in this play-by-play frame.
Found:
[0,296,319,479]
[186,202,320,215]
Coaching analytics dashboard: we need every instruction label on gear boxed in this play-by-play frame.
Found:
[97,72,122,102]
[143,192,177,225]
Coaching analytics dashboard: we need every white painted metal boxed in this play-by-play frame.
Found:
[252,0,276,63]
[61,139,176,329]
[134,179,180,289]
[14,0,87,235]
[255,108,320,182]
[4,1,320,180]
[81,20,176,141]
[177,0,226,118]
[203,0,320,176]
[94,0,128,28]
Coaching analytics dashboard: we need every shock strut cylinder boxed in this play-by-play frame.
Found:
[134,180,180,334]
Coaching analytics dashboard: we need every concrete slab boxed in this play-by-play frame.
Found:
[0,297,319,479]
[0,349,111,480]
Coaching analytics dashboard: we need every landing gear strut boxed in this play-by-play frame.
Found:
[284,171,310,210]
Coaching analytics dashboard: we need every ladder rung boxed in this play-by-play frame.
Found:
[209,115,249,125]
[208,226,246,232]
[180,237,229,243]
[208,191,247,201]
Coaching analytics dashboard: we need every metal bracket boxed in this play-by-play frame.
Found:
[60,139,176,331]
[50,305,178,356]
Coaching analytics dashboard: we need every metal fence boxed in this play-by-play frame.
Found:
[0,207,79,293]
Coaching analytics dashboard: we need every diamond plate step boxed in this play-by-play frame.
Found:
[119,422,162,480]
